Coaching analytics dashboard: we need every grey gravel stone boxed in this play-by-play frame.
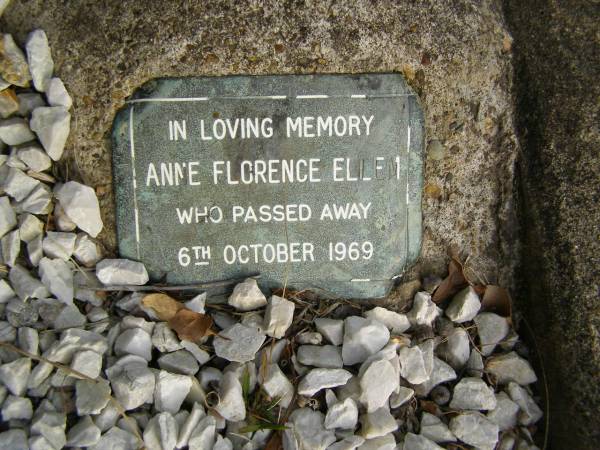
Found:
[325,397,358,430]
[184,292,206,313]
[72,233,100,267]
[328,435,365,450]
[213,323,265,363]
[39,257,73,304]
[154,370,192,414]
[403,433,444,450]
[413,357,457,397]
[0,196,16,238]
[42,231,77,260]
[0,279,15,304]
[359,358,398,412]
[30,106,70,161]
[30,410,67,449]
[0,429,28,450]
[0,357,30,395]
[188,415,216,450]
[1,228,19,266]
[390,386,414,408]
[0,33,30,87]
[360,407,397,439]
[408,291,440,327]
[507,382,543,426]
[486,391,520,431]
[1,394,32,420]
[70,349,103,378]
[298,368,352,396]
[449,412,499,450]
[109,362,155,410]
[465,348,485,377]
[486,352,538,385]
[157,349,199,375]
[151,322,183,353]
[46,77,72,108]
[55,181,103,237]
[297,331,323,345]
[181,340,211,365]
[17,213,43,243]
[263,295,294,338]
[364,307,410,334]
[114,328,152,361]
[0,320,16,342]
[258,362,294,408]
[227,278,267,311]
[215,371,246,422]
[66,415,101,447]
[96,258,149,285]
[18,184,52,214]
[315,317,344,345]
[144,411,178,450]
[54,202,76,231]
[75,379,111,415]
[356,433,396,450]
[285,408,336,450]
[25,29,54,92]
[399,345,429,385]
[450,377,497,410]
[29,435,54,450]
[17,326,38,355]
[0,118,35,146]
[445,287,481,323]
[53,304,86,330]
[420,412,456,443]
[88,427,138,450]
[298,344,343,368]
[26,234,43,266]
[17,143,51,172]
[176,402,205,448]
[3,167,39,200]
[342,316,389,365]
[437,327,470,370]
[17,93,45,116]
[474,312,510,356]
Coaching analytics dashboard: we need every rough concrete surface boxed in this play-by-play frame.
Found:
[505,1,600,449]
[0,0,519,289]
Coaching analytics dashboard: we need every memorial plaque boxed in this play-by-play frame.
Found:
[112,74,423,298]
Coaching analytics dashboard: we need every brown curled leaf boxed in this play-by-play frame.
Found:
[141,293,184,321]
[432,258,469,304]
[168,308,214,342]
[264,432,283,450]
[481,285,512,319]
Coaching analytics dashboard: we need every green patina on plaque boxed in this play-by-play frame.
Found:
[112,74,424,298]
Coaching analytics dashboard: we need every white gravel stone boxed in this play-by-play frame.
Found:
[325,397,358,430]
[17,143,51,172]
[7,147,27,169]
[364,307,410,334]
[213,323,266,363]
[297,331,323,345]
[30,106,70,161]
[360,407,397,439]
[449,412,499,450]
[109,363,155,410]
[264,295,294,338]
[154,370,192,414]
[188,415,216,450]
[399,345,429,385]
[151,322,183,353]
[486,352,538,385]
[357,433,396,450]
[55,181,103,237]
[30,410,67,449]
[298,368,352,396]
[93,402,119,432]
[507,382,543,426]
[486,391,520,431]
[3,167,39,201]
[258,362,294,408]
[144,411,178,450]
[227,278,267,311]
[450,377,497,410]
[0,429,28,450]
[114,328,152,361]
[72,233,100,267]
[66,415,101,447]
[359,358,398,412]
[213,435,233,450]
[328,435,365,450]
[17,326,38,354]
[70,349,103,378]
[473,312,510,356]
[54,202,76,231]
[420,412,456,443]
[445,287,481,323]
[19,184,52,214]
[0,320,16,342]
[298,344,343,368]
[38,257,73,304]
[413,357,457,397]
[27,234,43,266]
[0,196,16,238]
[158,350,199,375]
[42,231,77,260]
[403,433,444,450]
[121,315,155,334]
[53,304,87,330]
[408,291,440,327]
[437,327,470,369]
[18,213,43,243]
[89,427,138,450]
[466,348,484,377]
[46,77,72,108]
[25,29,54,92]
[18,92,45,116]
[176,402,205,448]
[285,408,336,450]
[181,340,210,365]
[0,279,15,304]
[1,394,32,420]
[315,317,344,345]
[96,258,149,285]
[0,118,35,145]
[1,228,19,266]
[0,357,30,395]
[215,371,246,422]
[75,379,111,415]
[184,292,206,313]
[342,316,389,365]
[29,435,54,450]
[390,386,414,408]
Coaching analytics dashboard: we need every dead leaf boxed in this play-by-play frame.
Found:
[168,308,214,342]
[419,399,441,416]
[432,259,469,304]
[264,432,283,450]
[141,293,184,321]
[481,285,512,319]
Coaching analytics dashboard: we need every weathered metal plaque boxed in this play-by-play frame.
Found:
[112,74,423,298]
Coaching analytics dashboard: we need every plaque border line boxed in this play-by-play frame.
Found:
[128,105,141,260]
